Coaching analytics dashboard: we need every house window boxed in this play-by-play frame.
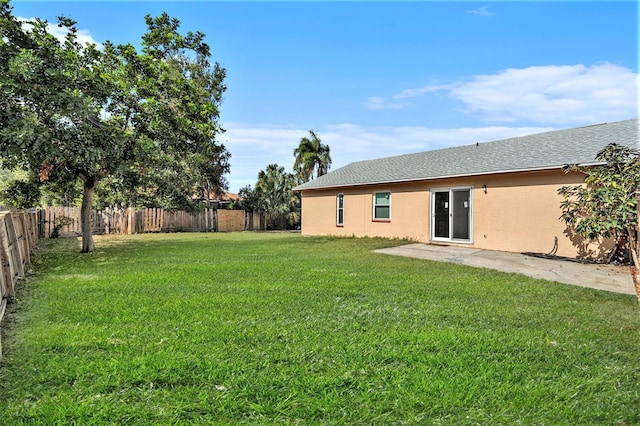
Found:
[336,193,344,226]
[373,192,391,220]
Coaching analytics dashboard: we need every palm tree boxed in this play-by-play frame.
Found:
[256,164,299,229]
[293,130,332,182]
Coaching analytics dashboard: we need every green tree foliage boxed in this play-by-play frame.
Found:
[0,2,229,251]
[0,168,33,207]
[238,185,262,214]
[558,143,640,269]
[92,13,230,213]
[1,177,40,209]
[131,13,230,211]
[238,184,263,229]
[254,164,299,229]
[0,6,122,251]
[293,130,331,182]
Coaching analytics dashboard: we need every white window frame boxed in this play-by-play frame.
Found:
[430,186,473,244]
[373,191,391,221]
[336,193,344,226]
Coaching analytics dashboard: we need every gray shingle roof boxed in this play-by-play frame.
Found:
[295,119,639,191]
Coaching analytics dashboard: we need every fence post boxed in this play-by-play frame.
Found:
[126,207,133,234]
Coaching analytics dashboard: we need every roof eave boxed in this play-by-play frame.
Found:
[295,162,605,192]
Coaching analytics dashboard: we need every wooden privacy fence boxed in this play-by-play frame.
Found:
[0,210,38,357]
[38,207,262,238]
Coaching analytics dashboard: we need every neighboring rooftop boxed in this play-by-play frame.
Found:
[295,119,639,191]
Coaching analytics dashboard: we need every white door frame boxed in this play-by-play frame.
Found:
[430,186,473,244]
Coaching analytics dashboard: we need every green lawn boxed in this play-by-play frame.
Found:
[0,232,638,425]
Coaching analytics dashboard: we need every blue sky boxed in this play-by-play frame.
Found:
[11,1,639,193]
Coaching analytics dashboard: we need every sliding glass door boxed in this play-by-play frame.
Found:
[431,187,472,243]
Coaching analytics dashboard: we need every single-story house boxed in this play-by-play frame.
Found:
[294,119,639,259]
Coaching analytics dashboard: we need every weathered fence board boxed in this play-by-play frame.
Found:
[38,206,80,238]
[0,211,37,298]
[219,210,245,232]
[11,212,30,267]
[244,211,262,231]
[3,212,23,285]
[0,210,38,359]
[0,214,16,299]
[38,207,261,237]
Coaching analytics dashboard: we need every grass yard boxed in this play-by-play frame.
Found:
[0,232,638,425]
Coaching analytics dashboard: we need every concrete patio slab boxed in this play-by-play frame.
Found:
[374,243,636,296]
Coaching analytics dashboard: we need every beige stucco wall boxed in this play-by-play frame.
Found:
[301,181,430,242]
[300,169,608,259]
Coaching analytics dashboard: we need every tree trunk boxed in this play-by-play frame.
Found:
[632,267,640,304]
[80,177,97,253]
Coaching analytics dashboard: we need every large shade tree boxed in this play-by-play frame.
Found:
[293,130,331,182]
[0,3,229,252]
[558,143,640,300]
[133,14,230,212]
[0,7,125,253]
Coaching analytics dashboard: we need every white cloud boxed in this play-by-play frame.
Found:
[394,84,450,99]
[364,84,450,110]
[364,96,404,110]
[223,122,554,192]
[383,63,638,125]
[449,63,638,124]
[467,6,495,17]
[221,123,309,190]
[18,17,103,48]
